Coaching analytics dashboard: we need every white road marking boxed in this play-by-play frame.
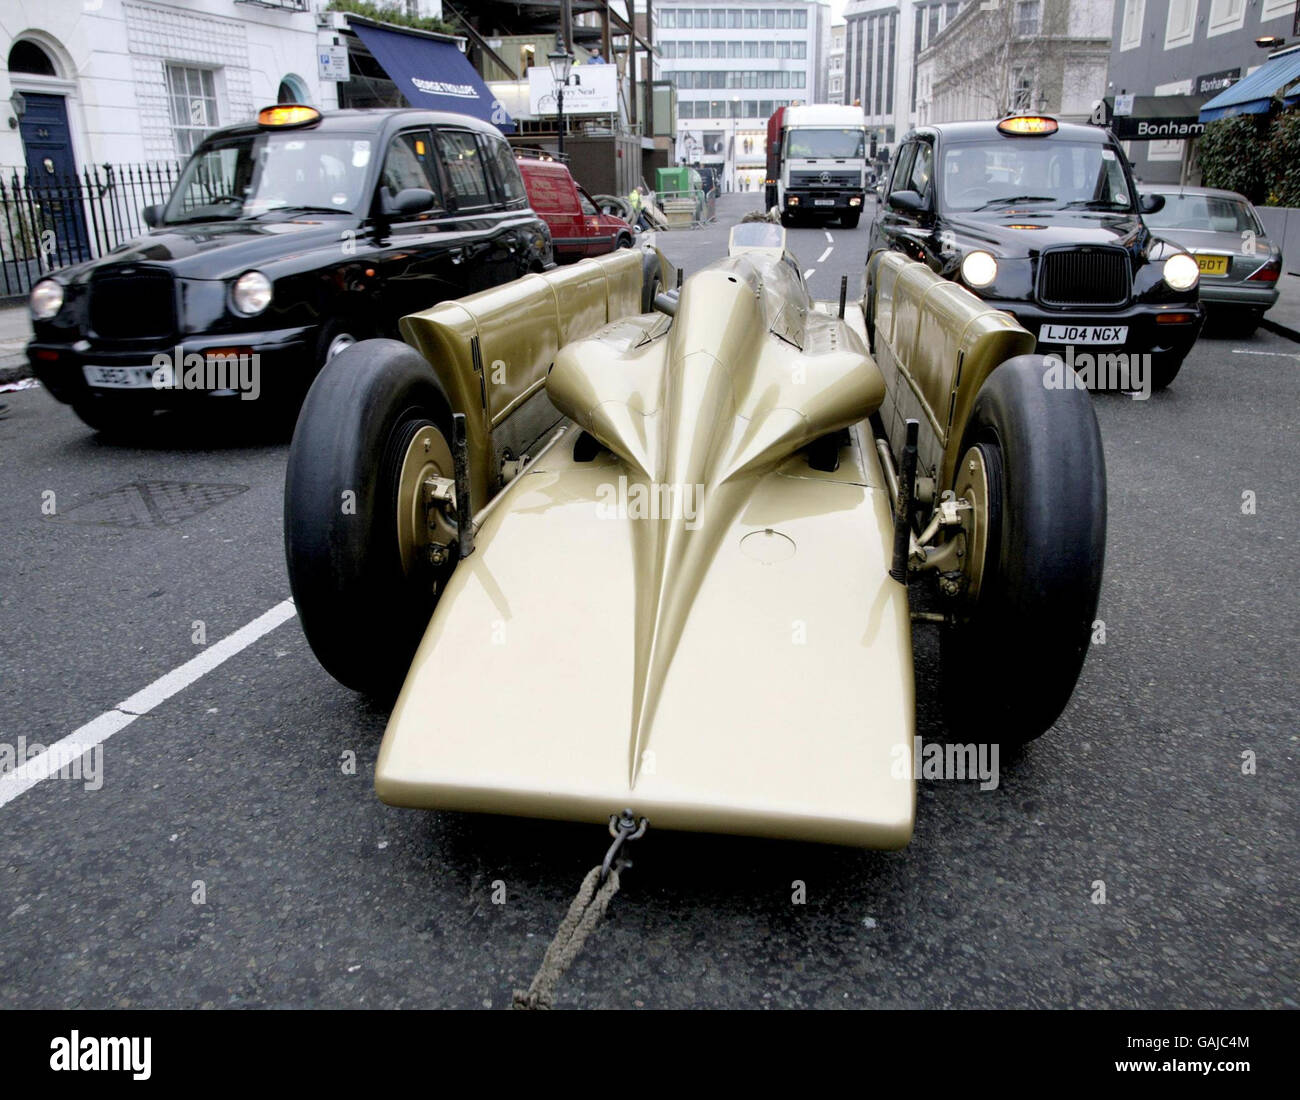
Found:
[0,599,297,809]
[825,231,833,243]
[817,246,834,263]
[803,268,815,280]
[1231,348,1300,358]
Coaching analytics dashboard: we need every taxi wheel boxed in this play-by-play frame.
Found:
[1148,352,1185,391]
[285,338,454,696]
[938,355,1106,744]
[70,396,157,437]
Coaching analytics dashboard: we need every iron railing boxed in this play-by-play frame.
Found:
[0,161,181,300]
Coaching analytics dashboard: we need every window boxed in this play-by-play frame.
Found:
[483,135,525,204]
[745,10,758,28]
[662,10,676,27]
[728,41,742,57]
[680,42,693,58]
[167,64,219,156]
[745,41,758,57]
[678,100,693,118]
[778,10,791,28]
[663,42,677,58]
[382,131,443,213]
[762,41,774,57]
[1011,66,1035,110]
[761,10,775,28]
[778,41,791,58]
[793,42,806,59]
[712,41,726,58]
[712,10,726,27]
[794,10,807,28]
[907,141,934,195]
[1164,0,1196,50]
[791,71,805,88]
[1014,0,1041,35]
[1207,0,1244,36]
[1120,0,1145,50]
[728,9,742,28]
[434,129,491,208]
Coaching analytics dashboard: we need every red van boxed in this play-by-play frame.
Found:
[516,156,635,263]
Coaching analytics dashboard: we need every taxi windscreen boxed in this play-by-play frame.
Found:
[163,133,374,224]
[940,140,1134,213]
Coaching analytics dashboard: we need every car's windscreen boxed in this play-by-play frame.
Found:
[1142,193,1259,233]
[163,132,373,223]
[940,140,1133,212]
[785,128,866,159]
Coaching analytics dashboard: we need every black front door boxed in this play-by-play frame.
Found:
[19,92,91,267]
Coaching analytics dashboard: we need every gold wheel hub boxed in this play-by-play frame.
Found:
[952,445,990,604]
[396,424,455,578]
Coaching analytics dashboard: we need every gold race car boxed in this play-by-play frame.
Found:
[284,222,1105,849]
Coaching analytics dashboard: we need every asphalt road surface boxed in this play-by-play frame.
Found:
[1,193,1296,1009]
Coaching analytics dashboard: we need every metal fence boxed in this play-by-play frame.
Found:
[0,162,181,300]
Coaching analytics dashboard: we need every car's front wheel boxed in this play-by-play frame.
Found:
[284,338,456,695]
[937,355,1106,744]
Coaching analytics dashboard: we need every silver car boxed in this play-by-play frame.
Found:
[1138,185,1281,334]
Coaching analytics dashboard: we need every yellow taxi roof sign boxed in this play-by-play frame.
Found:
[997,115,1058,136]
[257,104,322,129]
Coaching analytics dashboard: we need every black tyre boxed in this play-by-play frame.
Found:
[939,354,1106,744]
[285,338,455,695]
[1148,351,1185,391]
[780,210,798,228]
[70,396,158,437]
[841,211,861,229]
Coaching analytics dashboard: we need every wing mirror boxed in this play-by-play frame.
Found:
[887,189,927,213]
[1139,193,1165,215]
[143,204,163,228]
[392,188,436,216]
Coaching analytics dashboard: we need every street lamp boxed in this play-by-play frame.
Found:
[548,36,573,157]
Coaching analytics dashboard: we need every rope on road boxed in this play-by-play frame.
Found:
[511,809,648,1010]
[511,865,621,1011]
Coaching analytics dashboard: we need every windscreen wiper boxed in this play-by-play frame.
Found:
[1063,199,1130,210]
[973,195,1057,210]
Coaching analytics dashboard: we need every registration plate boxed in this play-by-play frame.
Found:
[1039,324,1128,344]
[814,199,835,206]
[83,365,157,389]
[1196,253,1230,276]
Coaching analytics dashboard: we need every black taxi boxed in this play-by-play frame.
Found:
[866,115,1203,391]
[27,105,553,432]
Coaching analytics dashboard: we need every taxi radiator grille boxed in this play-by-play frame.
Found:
[89,269,176,341]
[1038,249,1130,308]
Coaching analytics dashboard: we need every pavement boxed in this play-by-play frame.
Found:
[0,191,1296,1009]
[0,304,32,386]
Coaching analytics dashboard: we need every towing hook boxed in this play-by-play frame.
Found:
[600,809,649,884]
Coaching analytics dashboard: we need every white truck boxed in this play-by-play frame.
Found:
[765,104,870,229]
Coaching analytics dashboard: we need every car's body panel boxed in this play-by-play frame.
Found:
[376,247,917,848]
[1137,185,1281,310]
[398,247,650,510]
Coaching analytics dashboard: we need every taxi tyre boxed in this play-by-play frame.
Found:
[938,355,1106,745]
[1148,350,1186,392]
[70,395,157,437]
[285,337,453,696]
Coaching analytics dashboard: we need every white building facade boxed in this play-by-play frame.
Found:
[0,0,347,175]
[828,22,845,105]
[915,0,1112,126]
[842,0,966,149]
[655,0,830,189]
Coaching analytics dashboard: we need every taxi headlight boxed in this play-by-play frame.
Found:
[30,279,64,320]
[1162,253,1199,291]
[961,250,998,289]
[231,270,273,316]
